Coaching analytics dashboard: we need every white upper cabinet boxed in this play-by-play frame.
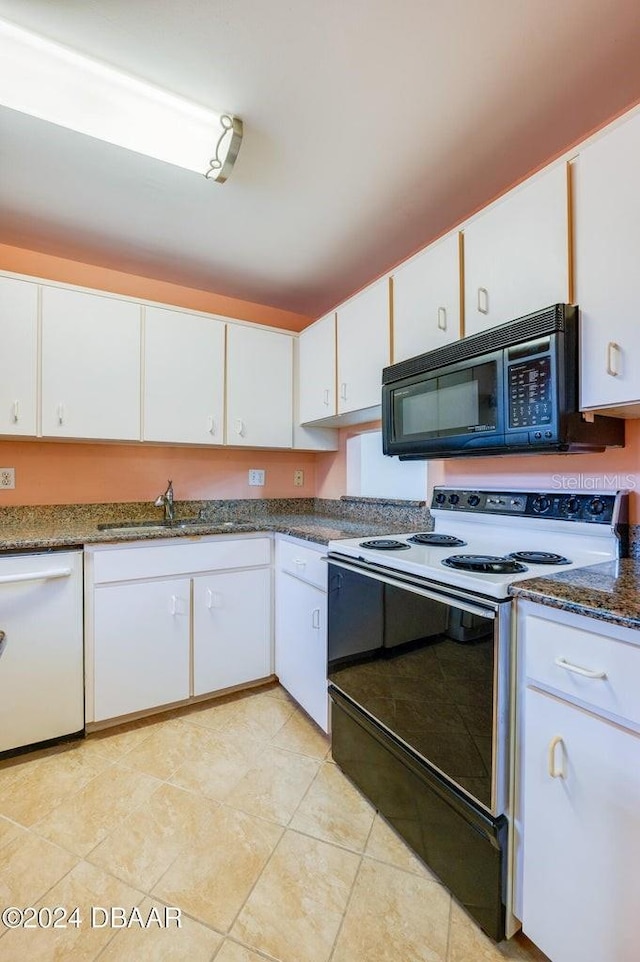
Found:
[298,312,336,423]
[463,163,570,336]
[575,110,640,414]
[226,324,293,448]
[41,286,141,441]
[392,232,461,362]
[144,306,225,445]
[337,277,390,416]
[0,276,38,436]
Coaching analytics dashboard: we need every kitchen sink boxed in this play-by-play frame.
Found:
[97,518,231,532]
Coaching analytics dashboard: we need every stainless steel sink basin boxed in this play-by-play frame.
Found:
[97,517,208,531]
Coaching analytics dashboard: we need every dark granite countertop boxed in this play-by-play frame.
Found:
[509,558,640,631]
[0,497,432,552]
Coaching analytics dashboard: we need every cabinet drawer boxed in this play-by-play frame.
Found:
[524,613,640,726]
[92,537,271,584]
[276,538,327,590]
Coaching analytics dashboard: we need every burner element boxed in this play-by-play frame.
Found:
[407,533,467,547]
[507,551,571,565]
[359,539,410,551]
[442,554,528,574]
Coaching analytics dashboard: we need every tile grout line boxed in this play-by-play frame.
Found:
[326,803,378,962]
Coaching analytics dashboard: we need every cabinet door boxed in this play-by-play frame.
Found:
[93,578,190,721]
[576,111,640,410]
[144,307,225,444]
[41,286,141,440]
[298,313,336,423]
[226,325,293,447]
[0,276,38,436]
[522,688,640,962]
[392,233,460,362]
[463,164,569,336]
[193,567,271,696]
[275,571,328,732]
[337,278,390,414]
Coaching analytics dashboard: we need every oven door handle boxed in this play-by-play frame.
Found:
[327,556,499,619]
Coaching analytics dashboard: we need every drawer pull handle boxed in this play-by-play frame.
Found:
[235,418,245,437]
[311,607,321,629]
[294,559,306,569]
[57,403,65,425]
[555,656,607,680]
[437,307,447,331]
[477,287,489,315]
[323,388,330,407]
[606,341,621,377]
[208,416,216,436]
[12,400,19,423]
[548,735,565,778]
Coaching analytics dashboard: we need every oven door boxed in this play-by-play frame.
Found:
[381,350,505,459]
[327,555,510,817]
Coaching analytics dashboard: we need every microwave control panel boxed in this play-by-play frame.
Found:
[507,356,552,428]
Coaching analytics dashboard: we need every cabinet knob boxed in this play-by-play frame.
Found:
[606,341,621,377]
[477,287,489,315]
[437,307,447,331]
[547,734,565,779]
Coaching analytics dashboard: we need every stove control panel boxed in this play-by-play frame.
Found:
[431,488,624,524]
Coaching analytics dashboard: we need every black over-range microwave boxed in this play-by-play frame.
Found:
[382,304,625,460]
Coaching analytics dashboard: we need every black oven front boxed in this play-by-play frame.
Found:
[327,554,512,940]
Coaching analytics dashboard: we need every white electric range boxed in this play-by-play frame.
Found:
[328,487,628,600]
[326,487,628,941]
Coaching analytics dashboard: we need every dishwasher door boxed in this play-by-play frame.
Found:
[0,550,84,755]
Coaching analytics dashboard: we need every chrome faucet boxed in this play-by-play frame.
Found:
[154,479,175,523]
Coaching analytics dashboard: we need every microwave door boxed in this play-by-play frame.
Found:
[383,352,505,458]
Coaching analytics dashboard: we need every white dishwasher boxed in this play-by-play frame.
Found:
[0,550,84,755]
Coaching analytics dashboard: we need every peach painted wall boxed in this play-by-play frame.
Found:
[0,440,318,505]
[0,244,310,332]
[0,245,316,506]
[441,421,640,522]
[316,421,382,500]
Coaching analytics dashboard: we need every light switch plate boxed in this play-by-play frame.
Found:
[248,469,265,486]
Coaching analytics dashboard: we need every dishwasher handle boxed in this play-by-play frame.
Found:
[0,567,72,586]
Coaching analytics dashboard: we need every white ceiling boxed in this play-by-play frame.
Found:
[0,0,639,319]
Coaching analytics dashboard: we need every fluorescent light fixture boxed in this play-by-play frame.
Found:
[0,18,243,181]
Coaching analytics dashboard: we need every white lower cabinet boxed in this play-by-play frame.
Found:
[93,578,191,721]
[275,538,328,732]
[522,688,640,962]
[86,537,272,724]
[518,604,640,962]
[193,568,270,695]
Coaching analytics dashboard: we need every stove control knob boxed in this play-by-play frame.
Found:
[448,494,460,505]
[588,497,606,516]
[467,494,480,507]
[532,495,551,514]
[434,492,447,505]
[565,496,581,514]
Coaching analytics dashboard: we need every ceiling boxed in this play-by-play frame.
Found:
[0,0,639,319]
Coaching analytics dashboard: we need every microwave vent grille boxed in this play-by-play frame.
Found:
[383,303,574,384]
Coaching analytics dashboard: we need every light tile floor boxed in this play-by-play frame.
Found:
[0,684,549,962]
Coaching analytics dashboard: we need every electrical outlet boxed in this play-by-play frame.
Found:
[293,469,304,487]
[248,469,265,486]
[0,468,15,489]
